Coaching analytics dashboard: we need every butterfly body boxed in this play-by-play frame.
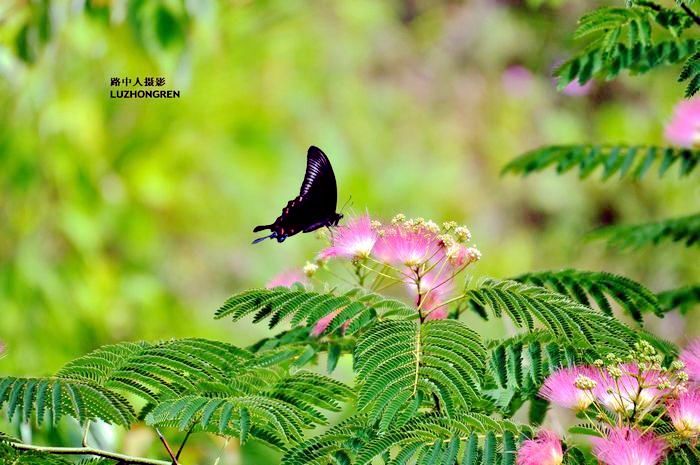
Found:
[253,146,342,244]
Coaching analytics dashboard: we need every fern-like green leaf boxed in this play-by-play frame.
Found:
[590,213,700,249]
[146,394,315,445]
[679,51,700,97]
[3,337,353,448]
[353,319,486,424]
[502,145,700,180]
[0,377,135,426]
[513,269,661,322]
[215,288,414,336]
[484,331,582,416]
[664,444,700,464]
[658,285,700,314]
[557,39,699,87]
[0,442,75,465]
[461,279,639,354]
[283,413,530,465]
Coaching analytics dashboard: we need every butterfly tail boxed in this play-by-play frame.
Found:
[253,224,273,233]
[252,232,277,244]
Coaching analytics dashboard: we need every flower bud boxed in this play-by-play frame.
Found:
[303,261,319,277]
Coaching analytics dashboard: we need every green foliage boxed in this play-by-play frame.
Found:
[461,279,639,353]
[590,213,700,249]
[664,445,700,464]
[0,377,134,427]
[0,443,74,465]
[555,1,698,88]
[4,1,191,64]
[353,319,487,424]
[485,331,581,416]
[513,269,661,323]
[679,51,700,97]
[282,413,531,465]
[1,338,353,449]
[216,288,414,335]
[502,145,700,180]
[658,285,700,314]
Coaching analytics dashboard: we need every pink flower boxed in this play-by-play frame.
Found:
[502,65,534,97]
[516,430,563,465]
[445,244,478,267]
[373,225,443,267]
[311,309,342,337]
[668,389,700,437]
[592,428,666,465]
[539,366,598,411]
[595,363,666,413]
[266,270,307,288]
[680,339,700,382]
[665,98,700,148]
[318,214,378,260]
[561,80,592,96]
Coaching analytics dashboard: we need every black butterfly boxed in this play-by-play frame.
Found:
[253,146,343,244]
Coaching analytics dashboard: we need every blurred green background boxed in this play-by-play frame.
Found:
[1,0,699,463]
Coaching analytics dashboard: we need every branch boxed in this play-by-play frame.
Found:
[155,428,180,465]
[680,2,700,26]
[8,441,172,465]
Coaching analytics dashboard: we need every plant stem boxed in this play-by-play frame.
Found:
[681,2,700,26]
[175,427,194,462]
[81,421,90,448]
[155,428,180,465]
[9,442,172,465]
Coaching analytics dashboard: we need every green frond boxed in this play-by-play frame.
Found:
[557,39,699,87]
[513,269,661,323]
[555,1,695,89]
[283,413,532,465]
[2,337,353,448]
[0,443,74,465]
[60,338,254,403]
[146,394,318,445]
[563,446,591,465]
[502,145,700,180]
[0,377,135,426]
[461,279,639,354]
[215,288,414,335]
[282,415,374,465]
[484,330,582,416]
[268,371,354,413]
[658,285,700,314]
[590,213,700,249]
[665,445,700,464]
[679,51,700,97]
[353,319,486,424]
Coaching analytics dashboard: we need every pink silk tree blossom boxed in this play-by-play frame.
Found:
[592,428,666,465]
[595,363,667,413]
[266,270,307,288]
[668,389,700,437]
[680,339,700,383]
[665,98,700,148]
[516,430,564,465]
[373,224,444,268]
[539,366,599,411]
[311,309,342,337]
[318,214,378,260]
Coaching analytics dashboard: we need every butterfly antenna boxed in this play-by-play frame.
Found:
[339,194,353,214]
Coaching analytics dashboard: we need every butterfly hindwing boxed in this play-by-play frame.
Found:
[253,146,342,243]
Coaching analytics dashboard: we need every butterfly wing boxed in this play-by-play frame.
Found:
[253,146,339,242]
[299,145,338,212]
